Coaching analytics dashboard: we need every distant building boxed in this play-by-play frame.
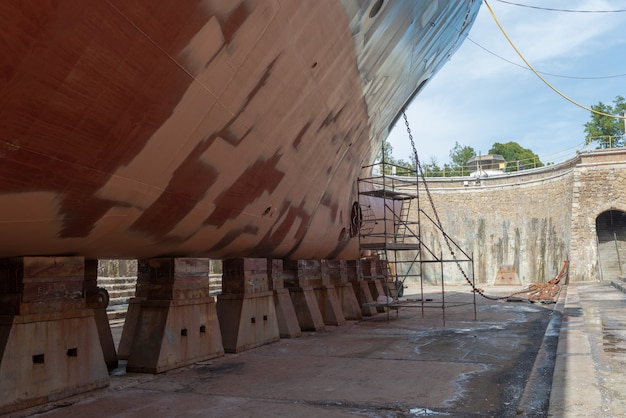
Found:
[467,154,506,177]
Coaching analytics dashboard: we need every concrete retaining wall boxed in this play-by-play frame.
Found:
[396,149,626,284]
[96,149,626,288]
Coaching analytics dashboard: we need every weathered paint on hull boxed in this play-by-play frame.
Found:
[0,1,480,260]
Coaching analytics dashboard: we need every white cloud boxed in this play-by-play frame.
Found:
[388,0,626,166]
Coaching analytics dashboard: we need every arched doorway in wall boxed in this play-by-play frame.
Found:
[596,210,626,280]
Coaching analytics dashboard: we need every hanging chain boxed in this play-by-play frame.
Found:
[402,110,507,301]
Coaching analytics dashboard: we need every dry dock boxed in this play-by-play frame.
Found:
[7,283,626,418]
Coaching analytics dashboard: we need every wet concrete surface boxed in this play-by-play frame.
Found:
[548,282,626,417]
[8,283,626,417]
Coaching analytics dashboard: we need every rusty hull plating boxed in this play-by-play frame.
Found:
[0,1,480,260]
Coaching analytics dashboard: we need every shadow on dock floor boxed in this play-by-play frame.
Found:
[13,285,572,418]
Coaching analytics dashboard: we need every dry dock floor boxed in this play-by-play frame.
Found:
[8,282,626,417]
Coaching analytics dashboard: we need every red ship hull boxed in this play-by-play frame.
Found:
[0,0,480,260]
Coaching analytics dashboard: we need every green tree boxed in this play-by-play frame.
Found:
[376,138,419,176]
[449,142,475,176]
[394,159,415,176]
[421,156,441,177]
[583,96,626,149]
[409,151,418,170]
[442,163,457,177]
[376,138,395,163]
[489,141,543,171]
[375,138,397,174]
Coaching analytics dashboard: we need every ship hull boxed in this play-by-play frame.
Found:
[0,0,480,260]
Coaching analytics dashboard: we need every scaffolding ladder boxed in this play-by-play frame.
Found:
[356,160,477,323]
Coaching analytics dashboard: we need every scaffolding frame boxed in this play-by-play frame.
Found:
[357,159,477,323]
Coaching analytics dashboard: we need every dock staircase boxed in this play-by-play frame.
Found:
[99,276,136,321]
[596,210,626,281]
[97,260,224,322]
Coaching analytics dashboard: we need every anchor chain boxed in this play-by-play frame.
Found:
[402,110,507,301]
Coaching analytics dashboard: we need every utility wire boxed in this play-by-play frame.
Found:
[484,0,626,120]
[465,36,626,80]
[494,0,626,13]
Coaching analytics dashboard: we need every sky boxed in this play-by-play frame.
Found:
[386,0,626,166]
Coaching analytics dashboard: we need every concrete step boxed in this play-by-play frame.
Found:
[107,289,135,298]
[103,274,222,320]
[209,274,222,294]
[99,283,136,291]
[98,275,137,281]
[98,276,137,286]
[98,276,137,313]
[108,297,133,307]
[107,303,129,322]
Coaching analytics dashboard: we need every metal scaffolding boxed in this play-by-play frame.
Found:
[356,159,477,324]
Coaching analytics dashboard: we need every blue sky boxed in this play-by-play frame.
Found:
[386,0,626,166]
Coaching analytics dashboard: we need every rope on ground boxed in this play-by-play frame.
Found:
[507,260,569,302]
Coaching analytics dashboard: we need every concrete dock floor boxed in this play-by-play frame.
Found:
[8,282,626,417]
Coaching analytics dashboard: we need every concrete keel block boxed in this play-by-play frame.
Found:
[117,297,145,360]
[356,281,378,317]
[126,299,224,373]
[273,288,301,338]
[314,285,346,326]
[0,312,109,414]
[217,292,280,353]
[288,286,325,331]
[336,283,363,320]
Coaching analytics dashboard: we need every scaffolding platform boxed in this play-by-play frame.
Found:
[357,159,477,324]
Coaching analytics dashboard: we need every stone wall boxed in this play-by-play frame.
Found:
[96,149,626,287]
[97,259,223,278]
[393,149,626,285]
[98,259,138,278]
[569,152,626,281]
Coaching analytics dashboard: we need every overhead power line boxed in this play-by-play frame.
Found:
[465,36,626,80]
[494,0,626,13]
[484,0,626,120]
